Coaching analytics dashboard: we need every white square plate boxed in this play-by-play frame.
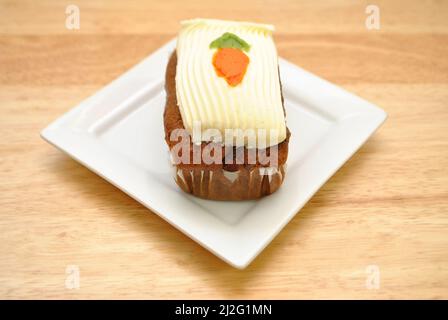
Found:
[41,39,386,269]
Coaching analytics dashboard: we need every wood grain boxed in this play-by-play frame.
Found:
[0,0,447,299]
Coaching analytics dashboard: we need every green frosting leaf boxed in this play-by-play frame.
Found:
[209,32,250,52]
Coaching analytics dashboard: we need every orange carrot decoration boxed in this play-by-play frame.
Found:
[209,33,250,86]
[212,48,249,86]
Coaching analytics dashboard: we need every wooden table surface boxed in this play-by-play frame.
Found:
[1,0,447,299]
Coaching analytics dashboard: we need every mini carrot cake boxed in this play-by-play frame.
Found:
[164,18,290,200]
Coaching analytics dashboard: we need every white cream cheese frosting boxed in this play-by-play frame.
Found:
[176,18,287,148]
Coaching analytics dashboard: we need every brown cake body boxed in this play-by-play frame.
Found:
[164,52,290,200]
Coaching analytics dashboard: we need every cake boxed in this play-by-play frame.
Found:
[164,18,290,200]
